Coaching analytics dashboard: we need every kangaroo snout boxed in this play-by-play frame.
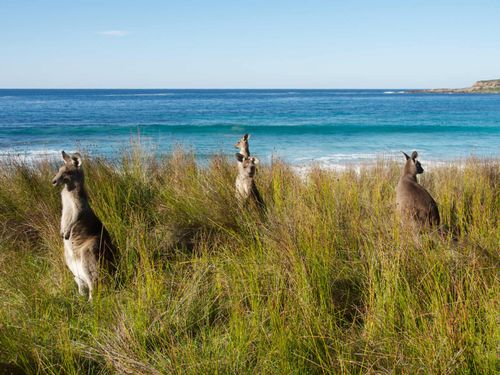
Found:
[416,163,424,174]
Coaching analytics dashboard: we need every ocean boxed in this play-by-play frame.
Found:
[0,89,499,167]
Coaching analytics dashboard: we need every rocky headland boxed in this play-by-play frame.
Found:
[413,79,500,93]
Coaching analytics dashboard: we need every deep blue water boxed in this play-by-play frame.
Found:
[0,89,499,166]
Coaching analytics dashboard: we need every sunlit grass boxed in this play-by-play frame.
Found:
[0,151,498,374]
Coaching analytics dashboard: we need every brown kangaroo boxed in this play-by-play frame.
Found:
[396,151,440,227]
[52,151,116,301]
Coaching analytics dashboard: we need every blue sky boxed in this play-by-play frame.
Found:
[1,0,499,88]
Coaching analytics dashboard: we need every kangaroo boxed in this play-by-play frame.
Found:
[396,151,440,227]
[235,153,265,210]
[52,151,116,301]
[234,133,251,158]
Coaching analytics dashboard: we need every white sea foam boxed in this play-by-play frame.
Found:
[103,93,174,97]
[292,153,379,164]
[289,158,474,181]
[0,149,62,163]
[0,148,490,174]
[285,150,492,177]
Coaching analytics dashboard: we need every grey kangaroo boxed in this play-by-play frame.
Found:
[396,151,440,227]
[234,133,251,158]
[52,151,116,301]
[235,153,265,210]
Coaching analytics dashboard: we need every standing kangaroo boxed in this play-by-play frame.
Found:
[52,151,116,301]
[234,133,251,158]
[396,151,440,227]
[235,153,265,210]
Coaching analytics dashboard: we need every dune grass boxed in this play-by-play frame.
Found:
[0,150,498,374]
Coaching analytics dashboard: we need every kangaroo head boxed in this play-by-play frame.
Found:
[52,151,84,188]
[402,151,424,177]
[235,153,259,177]
[234,133,250,154]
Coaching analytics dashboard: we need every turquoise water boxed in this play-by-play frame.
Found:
[0,89,498,166]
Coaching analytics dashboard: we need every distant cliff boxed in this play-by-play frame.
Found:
[414,79,500,93]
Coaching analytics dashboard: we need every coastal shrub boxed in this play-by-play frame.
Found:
[0,152,498,374]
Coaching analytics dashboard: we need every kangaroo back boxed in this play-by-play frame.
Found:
[396,151,440,227]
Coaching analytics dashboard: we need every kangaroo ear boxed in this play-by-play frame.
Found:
[244,133,250,141]
[71,153,82,167]
[401,151,410,161]
[62,151,72,163]
[411,151,418,160]
[235,153,244,162]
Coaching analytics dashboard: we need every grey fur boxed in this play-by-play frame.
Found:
[52,151,116,301]
[396,151,440,226]
[234,133,250,158]
[235,153,265,210]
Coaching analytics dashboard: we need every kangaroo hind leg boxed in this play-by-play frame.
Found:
[74,276,87,296]
[81,246,100,302]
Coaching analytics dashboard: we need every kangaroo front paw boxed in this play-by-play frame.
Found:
[61,229,71,240]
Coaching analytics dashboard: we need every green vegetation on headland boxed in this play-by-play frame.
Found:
[413,79,500,93]
[0,150,498,374]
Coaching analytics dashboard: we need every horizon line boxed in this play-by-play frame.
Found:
[0,87,427,90]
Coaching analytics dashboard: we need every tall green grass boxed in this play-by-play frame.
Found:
[0,150,498,374]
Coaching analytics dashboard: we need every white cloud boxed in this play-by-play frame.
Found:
[97,30,128,37]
